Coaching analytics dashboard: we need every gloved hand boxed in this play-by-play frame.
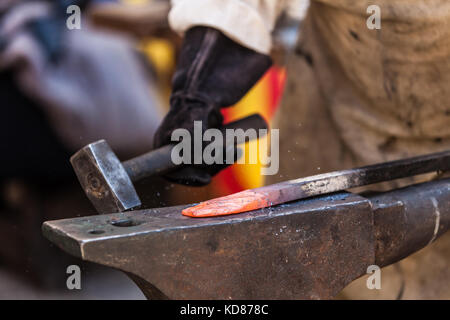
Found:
[154,26,272,186]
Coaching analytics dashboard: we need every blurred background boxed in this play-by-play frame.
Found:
[0,0,306,299]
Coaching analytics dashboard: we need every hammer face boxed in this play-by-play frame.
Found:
[70,140,141,214]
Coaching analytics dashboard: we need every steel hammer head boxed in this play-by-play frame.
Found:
[70,140,141,214]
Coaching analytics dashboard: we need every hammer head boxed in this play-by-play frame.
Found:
[70,140,141,214]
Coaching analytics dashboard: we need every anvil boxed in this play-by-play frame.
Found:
[42,178,450,299]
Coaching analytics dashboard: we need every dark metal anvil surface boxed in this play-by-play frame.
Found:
[42,179,450,299]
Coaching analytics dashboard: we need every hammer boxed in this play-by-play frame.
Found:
[70,114,268,214]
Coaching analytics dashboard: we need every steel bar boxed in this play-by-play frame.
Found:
[183,150,450,217]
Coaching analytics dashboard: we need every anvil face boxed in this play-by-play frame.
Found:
[42,192,374,299]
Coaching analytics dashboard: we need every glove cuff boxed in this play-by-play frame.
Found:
[171,26,273,110]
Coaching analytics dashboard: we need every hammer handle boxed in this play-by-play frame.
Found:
[122,114,268,182]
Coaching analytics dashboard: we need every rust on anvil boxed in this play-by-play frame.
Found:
[183,150,450,217]
[42,179,450,300]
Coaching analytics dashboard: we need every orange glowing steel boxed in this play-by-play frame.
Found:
[182,190,269,218]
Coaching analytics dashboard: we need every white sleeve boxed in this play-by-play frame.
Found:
[169,0,292,54]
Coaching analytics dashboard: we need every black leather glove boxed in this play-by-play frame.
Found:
[154,26,272,186]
